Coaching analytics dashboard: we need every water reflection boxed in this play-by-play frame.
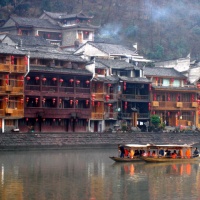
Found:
[0,149,199,200]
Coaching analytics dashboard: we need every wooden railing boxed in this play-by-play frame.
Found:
[121,94,149,101]
[153,101,196,110]
[0,64,26,73]
[104,112,118,119]
[0,64,10,72]
[91,112,104,119]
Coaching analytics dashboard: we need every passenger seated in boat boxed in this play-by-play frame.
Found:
[177,149,183,158]
[193,147,199,157]
[159,148,164,156]
[152,150,156,157]
[134,150,140,156]
[147,151,151,157]
[124,149,129,157]
[171,151,177,159]
[130,149,134,158]
[185,148,191,158]
[165,150,171,157]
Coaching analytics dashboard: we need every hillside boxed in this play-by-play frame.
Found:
[1,0,200,61]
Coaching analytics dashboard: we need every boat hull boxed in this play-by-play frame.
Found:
[141,156,199,163]
[109,156,142,162]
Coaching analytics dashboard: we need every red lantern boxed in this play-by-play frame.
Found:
[123,82,126,90]
[24,56,28,65]
[52,78,57,82]
[168,94,170,101]
[108,83,112,87]
[75,100,78,105]
[149,84,151,91]
[69,79,74,84]
[35,77,39,81]
[86,80,90,86]
[26,118,28,121]
[26,97,29,103]
[91,94,96,101]
[43,118,45,121]
[168,112,170,117]
[36,118,38,122]
[5,74,9,85]
[155,77,158,81]
[20,98,24,104]
[4,97,8,102]
[97,102,101,107]
[35,97,38,104]
[191,94,195,102]
[108,103,112,107]
[148,102,151,111]
[86,100,89,105]
[197,84,200,89]
[170,78,174,83]
[11,56,14,64]
[42,98,46,103]
[124,101,127,110]
[42,77,46,82]
[105,95,110,101]
[52,98,56,104]
[59,99,62,104]
[53,118,56,122]
[76,80,80,85]
[59,79,63,83]
[70,100,73,105]
[153,93,156,101]
[26,76,30,81]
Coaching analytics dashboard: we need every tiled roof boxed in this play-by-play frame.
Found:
[144,66,186,78]
[88,42,137,56]
[29,51,86,62]
[92,75,119,83]
[10,16,60,29]
[6,34,52,47]
[119,76,151,84]
[0,43,26,55]
[43,10,93,20]
[30,66,92,75]
[96,58,140,70]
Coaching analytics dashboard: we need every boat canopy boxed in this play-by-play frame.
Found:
[148,144,194,149]
[124,144,150,148]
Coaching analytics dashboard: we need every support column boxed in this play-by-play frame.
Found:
[2,119,4,133]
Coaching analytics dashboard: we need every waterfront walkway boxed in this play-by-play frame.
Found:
[0,132,200,150]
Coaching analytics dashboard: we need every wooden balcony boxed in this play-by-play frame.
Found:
[10,65,26,73]
[93,93,104,101]
[192,102,198,108]
[153,101,196,111]
[152,101,159,107]
[91,112,104,120]
[12,87,23,94]
[121,94,149,102]
[0,64,10,72]
[176,102,183,108]
[104,112,118,120]
[5,108,24,117]
[5,108,13,114]
[25,108,90,119]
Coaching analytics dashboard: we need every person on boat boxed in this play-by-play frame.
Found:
[134,150,140,156]
[165,150,171,158]
[119,145,125,158]
[130,149,134,158]
[159,148,164,156]
[171,150,177,159]
[147,151,151,157]
[193,147,199,157]
[152,150,156,157]
[124,148,129,157]
[177,149,183,158]
[185,148,191,158]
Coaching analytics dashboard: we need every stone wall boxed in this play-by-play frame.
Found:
[0,132,200,150]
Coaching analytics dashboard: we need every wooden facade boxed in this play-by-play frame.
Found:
[18,56,92,133]
[150,77,198,127]
[0,52,27,132]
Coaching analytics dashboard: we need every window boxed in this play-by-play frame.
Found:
[163,79,170,86]
[83,31,89,40]
[173,80,180,87]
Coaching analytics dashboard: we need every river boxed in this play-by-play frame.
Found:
[0,146,200,200]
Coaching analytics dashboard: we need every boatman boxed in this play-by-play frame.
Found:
[193,147,199,157]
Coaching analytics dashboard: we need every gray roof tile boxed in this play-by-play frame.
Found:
[0,43,26,55]
[144,66,186,78]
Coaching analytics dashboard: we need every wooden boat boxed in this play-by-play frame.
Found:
[109,156,141,162]
[141,144,199,163]
[109,144,149,162]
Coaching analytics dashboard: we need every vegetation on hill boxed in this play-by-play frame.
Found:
[1,0,200,61]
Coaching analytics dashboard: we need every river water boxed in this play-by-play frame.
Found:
[0,146,200,200]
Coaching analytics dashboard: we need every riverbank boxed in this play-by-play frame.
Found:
[0,132,200,150]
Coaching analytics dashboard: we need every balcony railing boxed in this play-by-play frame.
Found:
[91,112,104,120]
[153,101,196,110]
[0,64,10,72]
[104,112,118,119]
[121,94,149,101]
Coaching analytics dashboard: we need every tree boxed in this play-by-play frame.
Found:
[151,115,161,128]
